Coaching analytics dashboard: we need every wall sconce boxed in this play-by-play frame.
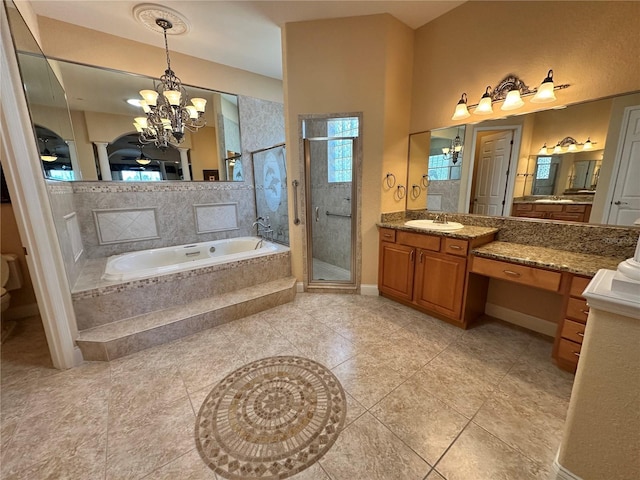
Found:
[451,69,569,119]
[538,136,596,155]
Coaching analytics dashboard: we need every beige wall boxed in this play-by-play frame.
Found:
[36,17,283,104]
[0,203,37,309]
[283,14,413,285]
[411,1,640,133]
[190,126,220,181]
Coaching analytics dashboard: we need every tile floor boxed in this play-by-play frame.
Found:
[0,293,575,479]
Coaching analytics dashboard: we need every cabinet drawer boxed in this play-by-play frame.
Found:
[569,276,590,299]
[557,338,582,368]
[549,213,584,221]
[566,297,589,322]
[514,203,533,212]
[470,256,562,292]
[397,231,440,251]
[443,238,468,257]
[565,204,587,213]
[534,204,564,212]
[379,228,396,243]
[561,319,586,344]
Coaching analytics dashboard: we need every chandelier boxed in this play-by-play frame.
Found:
[133,18,206,149]
[442,129,463,164]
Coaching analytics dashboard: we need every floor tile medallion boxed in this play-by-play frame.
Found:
[195,356,346,479]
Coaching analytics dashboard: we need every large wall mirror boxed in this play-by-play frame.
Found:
[7,1,242,182]
[407,91,640,226]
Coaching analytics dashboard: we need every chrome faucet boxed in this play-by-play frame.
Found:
[433,213,448,224]
[252,216,273,241]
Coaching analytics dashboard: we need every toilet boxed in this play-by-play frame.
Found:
[1,254,23,313]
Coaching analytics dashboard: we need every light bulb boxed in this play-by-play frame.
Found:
[501,89,524,111]
[191,97,207,112]
[140,90,159,106]
[163,90,182,106]
[531,69,556,103]
[452,93,470,120]
[474,87,493,115]
[538,143,548,155]
[553,143,562,154]
[186,105,198,119]
[583,137,593,150]
[134,117,148,129]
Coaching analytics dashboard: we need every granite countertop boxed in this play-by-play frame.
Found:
[377,221,498,240]
[471,241,624,277]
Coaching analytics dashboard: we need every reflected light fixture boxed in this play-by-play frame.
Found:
[553,142,563,154]
[451,93,471,120]
[442,128,463,165]
[39,138,57,162]
[538,143,549,155]
[531,70,556,103]
[135,147,152,165]
[474,87,493,115]
[133,17,206,149]
[583,137,593,150]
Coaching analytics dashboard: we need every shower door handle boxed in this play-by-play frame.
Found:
[315,206,320,222]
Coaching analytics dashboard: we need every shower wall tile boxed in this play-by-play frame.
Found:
[93,208,159,245]
[194,203,239,233]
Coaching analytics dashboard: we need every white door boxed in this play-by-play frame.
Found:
[473,130,514,216]
[607,106,640,225]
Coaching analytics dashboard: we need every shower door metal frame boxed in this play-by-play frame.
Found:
[303,134,359,291]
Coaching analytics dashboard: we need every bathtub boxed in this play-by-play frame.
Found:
[101,237,287,282]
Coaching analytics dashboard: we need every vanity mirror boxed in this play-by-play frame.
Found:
[7,1,242,182]
[407,91,640,226]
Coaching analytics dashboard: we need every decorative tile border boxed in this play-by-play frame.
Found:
[193,203,239,234]
[72,181,254,193]
[93,207,160,245]
[47,182,74,195]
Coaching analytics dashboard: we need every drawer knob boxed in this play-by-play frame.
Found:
[573,351,580,357]
[503,270,521,277]
[580,309,589,315]
[383,233,392,238]
[577,332,585,337]
[449,245,462,250]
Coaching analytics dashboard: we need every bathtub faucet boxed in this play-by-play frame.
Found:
[252,216,273,242]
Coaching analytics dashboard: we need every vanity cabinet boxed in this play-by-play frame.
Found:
[378,228,494,326]
[553,275,591,372]
[512,203,592,223]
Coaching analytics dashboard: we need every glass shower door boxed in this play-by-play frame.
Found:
[303,118,358,285]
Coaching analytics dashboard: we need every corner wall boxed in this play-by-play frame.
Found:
[282,14,414,285]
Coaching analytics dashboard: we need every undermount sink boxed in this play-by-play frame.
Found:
[404,219,465,231]
[534,198,574,203]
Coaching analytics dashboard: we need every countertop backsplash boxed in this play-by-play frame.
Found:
[381,210,639,259]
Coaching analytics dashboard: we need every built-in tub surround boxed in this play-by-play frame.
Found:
[72,243,291,331]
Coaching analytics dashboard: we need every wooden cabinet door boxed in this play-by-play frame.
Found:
[414,250,466,319]
[378,242,415,301]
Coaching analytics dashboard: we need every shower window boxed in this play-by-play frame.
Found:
[327,117,358,182]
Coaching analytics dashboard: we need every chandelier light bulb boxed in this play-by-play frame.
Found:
[186,105,198,119]
[139,100,151,113]
[140,90,159,107]
[442,146,450,155]
[191,97,207,112]
[134,117,148,129]
[163,89,182,106]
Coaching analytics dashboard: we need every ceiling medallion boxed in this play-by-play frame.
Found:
[133,3,190,35]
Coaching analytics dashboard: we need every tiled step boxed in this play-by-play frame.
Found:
[76,276,296,361]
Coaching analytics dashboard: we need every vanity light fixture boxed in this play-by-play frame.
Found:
[451,69,569,118]
[133,17,206,149]
[542,136,596,155]
[451,93,471,120]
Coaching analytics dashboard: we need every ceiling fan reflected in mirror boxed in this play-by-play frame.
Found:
[122,142,154,165]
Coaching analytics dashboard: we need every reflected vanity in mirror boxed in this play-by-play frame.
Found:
[8,2,243,182]
[407,91,640,225]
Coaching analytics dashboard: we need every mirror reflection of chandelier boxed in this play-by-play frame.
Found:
[442,129,463,164]
[133,18,206,149]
